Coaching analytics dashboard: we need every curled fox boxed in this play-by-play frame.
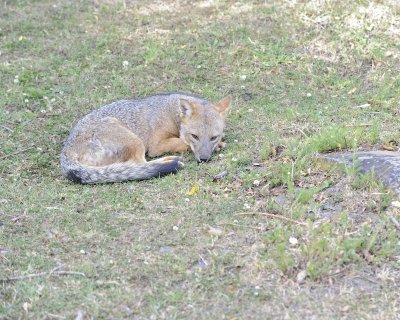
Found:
[60,93,232,183]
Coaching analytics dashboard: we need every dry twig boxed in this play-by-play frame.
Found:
[0,146,35,160]
[237,212,307,226]
[345,123,373,128]
[0,271,86,283]
[352,103,371,109]
[217,222,263,230]
[0,124,13,133]
[295,127,308,138]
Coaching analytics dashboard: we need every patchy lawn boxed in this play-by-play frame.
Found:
[1,0,400,318]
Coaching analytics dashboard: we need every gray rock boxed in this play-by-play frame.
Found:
[319,151,400,194]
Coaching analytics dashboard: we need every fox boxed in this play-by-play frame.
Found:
[60,92,232,184]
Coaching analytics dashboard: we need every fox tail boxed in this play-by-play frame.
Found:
[60,153,183,184]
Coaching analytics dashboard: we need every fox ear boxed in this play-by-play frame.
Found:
[180,99,196,119]
[214,95,232,117]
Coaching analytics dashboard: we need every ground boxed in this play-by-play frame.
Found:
[1,0,400,319]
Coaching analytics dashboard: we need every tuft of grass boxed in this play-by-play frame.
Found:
[263,215,399,281]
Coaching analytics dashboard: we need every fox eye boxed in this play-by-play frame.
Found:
[191,134,199,140]
[210,136,219,141]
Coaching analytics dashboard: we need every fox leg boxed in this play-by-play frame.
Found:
[147,137,189,157]
[69,117,147,166]
[215,132,227,151]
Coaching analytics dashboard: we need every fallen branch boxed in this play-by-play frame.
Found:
[0,146,35,160]
[237,212,307,226]
[0,271,86,283]
[217,222,263,230]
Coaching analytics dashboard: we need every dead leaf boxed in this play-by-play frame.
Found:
[363,249,373,262]
[22,302,31,312]
[341,305,350,313]
[186,186,200,196]
[348,87,357,94]
[296,270,307,283]
[226,285,237,293]
[391,201,400,208]
[75,310,84,320]
[289,237,298,246]
[352,103,370,109]
[382,145,395,151]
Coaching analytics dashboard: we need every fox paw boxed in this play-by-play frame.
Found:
[160,156,183,162]
[160,156,184,168]
[171,156,184,170]
[215,142,226,152]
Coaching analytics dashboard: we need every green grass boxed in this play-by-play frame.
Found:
[1,0,400,319]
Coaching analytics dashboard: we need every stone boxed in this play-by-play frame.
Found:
[296,270,307,284]
[319,151,400,194]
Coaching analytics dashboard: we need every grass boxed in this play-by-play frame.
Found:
[1,0,400,318]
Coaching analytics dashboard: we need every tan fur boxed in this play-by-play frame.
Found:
[60,93,231,184]
[68,117,147,166]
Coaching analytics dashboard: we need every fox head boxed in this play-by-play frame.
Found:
[179,96,232,162]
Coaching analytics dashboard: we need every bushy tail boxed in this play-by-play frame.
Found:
[60,153,183,184]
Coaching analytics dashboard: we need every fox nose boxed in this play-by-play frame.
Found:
[199,156,210,163]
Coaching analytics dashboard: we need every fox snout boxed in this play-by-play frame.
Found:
[198,154,211,163]
[195,139,213,163]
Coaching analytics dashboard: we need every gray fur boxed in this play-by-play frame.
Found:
[60,152,183,184]
[60,93,203,183]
